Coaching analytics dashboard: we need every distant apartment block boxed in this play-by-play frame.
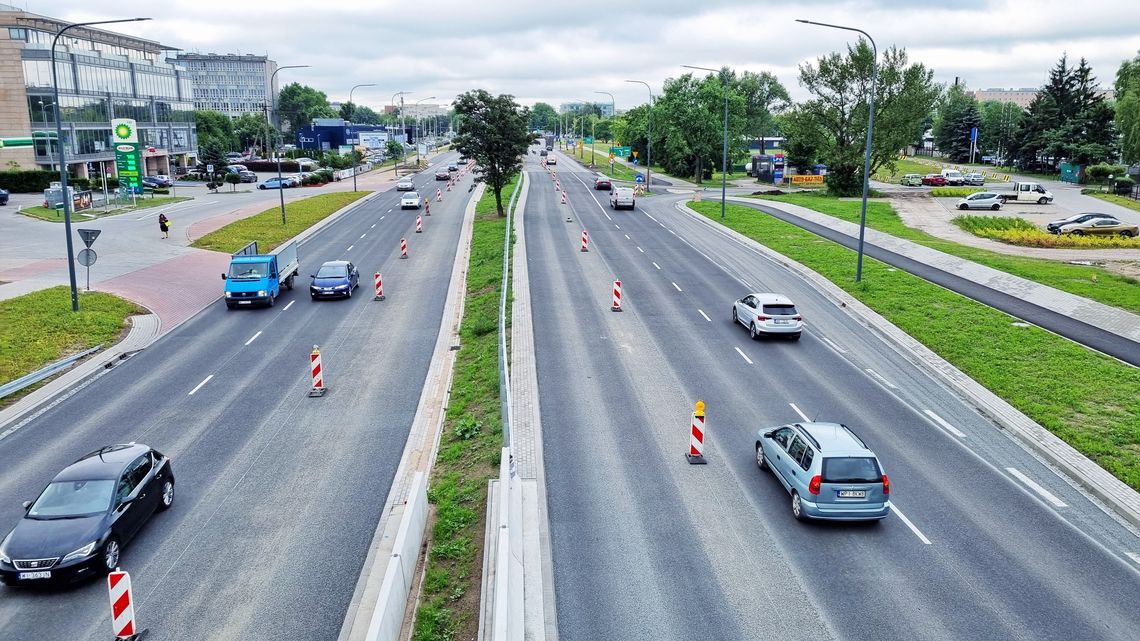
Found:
[971,87,1115,109]
[172,52,277,119]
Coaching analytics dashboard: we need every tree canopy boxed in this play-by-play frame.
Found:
[453,89,532,216]
[277,82,336,135]
[1116,51,1140,164]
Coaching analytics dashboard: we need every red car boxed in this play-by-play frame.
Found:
[594,177,612,190]
[921,174,947,186]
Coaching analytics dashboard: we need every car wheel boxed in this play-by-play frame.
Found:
[1038,197,1048,204]
[731,307,738,324]
[991,203,1001,211]
[1121,230,1135,238]
[101,538,121,573]
[159,479,174,511]
[791,492,806,521]
[266,293,275,307]
[791,332,802,341]
[749,322,759,340]
[346,286,353,299]
[755,443,768,470]
[1072,230,1085,236]
[958,203,968,210]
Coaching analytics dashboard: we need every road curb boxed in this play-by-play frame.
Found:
[675,200,1140,531]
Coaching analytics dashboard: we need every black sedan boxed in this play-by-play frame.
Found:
[0,443,174,586]
[0,187,10,205]
[1045,212,1117,234]
[310,260,360,299]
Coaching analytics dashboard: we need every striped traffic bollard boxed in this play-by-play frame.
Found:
[561,190,568,204]
[400,237,408,259]
[373,272,385,301]
[108,569,140,640]
[309,345,326,397]
[580,230,589,252]
[416,215,423,233]
[435,188,442,202]
[447,180,452,191]
[425,201,430,216]
[687,400,707,464]
[611,279,623,312]
[554,179,560,191]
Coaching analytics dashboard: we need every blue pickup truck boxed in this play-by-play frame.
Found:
[221,240,300,309]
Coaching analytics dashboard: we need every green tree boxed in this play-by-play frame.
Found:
[232,112,267,153]
[658,70,747,182]
[792,40,939,195]
[194,110,236,152]
[594,118,614,143]
[224,172,241,192]
[276,82,336,135]
[340,101,356,122]
[737,70,791,148]
[978,100,1023,162]
[778,109,824,171]
[453,89,531,216]
[197,138,228,181]
[530,102,558,131]
[1014,55,1117,168]
[385,139,403,161]
[932,84,974,158]
[354,105,382,125]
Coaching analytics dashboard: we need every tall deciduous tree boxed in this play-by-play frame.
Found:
[453,89,532,216]
[791,40,939,195]
[737,70,791,148]
[233,112,268,153]
[530,102,558,131]
[658,70,747,182]
[194,110,237,153]
[276,82,336,135]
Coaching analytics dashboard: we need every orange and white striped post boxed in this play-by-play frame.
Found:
[416,215,423,233]
[309,345,326,397]
[425,200,430,216]
[107,569,139,639]
[560,190,567,204]
[373,272,385,301]
[687,400,707,464]
[400,237,408,259]
[435,188,442,202]
[580,230,589,252]
[611,280,623,312]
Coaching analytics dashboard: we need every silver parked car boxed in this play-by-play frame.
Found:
[956,192,1004,211]
[732,293,802,340]
[964,172,985,186]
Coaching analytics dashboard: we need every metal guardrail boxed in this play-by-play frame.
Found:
[0,345,102,399]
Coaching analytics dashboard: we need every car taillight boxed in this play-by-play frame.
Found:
[808,475,821,495]
[793,315,802,321]
[757,315,768,321]
[882,474,890,494]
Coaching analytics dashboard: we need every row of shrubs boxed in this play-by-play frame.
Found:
[0,169,58,192]
[952,215,1139,248]
[930,187,984,197]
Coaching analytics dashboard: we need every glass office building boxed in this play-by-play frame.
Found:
[173,53,277,120]
[0,4,197,177]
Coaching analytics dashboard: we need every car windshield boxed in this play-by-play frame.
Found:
[762,304,797,316]
[821,457,882,483]
[28,480,114,518]
[406,192,419,199]
[229,262,268,279]
[316,264,348,278]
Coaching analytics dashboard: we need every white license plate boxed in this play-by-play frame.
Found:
[238,300,251,305]
[774,319,790,325]
[18,571,51,580]
[837,490,866,498]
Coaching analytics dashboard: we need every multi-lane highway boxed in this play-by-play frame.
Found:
[528,149,1140,640]
[0,156,470,640]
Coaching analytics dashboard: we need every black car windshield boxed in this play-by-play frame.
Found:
[821,457,882,483]
[28,480,114,518]
[229,262,268,279]
[316,264,348,278]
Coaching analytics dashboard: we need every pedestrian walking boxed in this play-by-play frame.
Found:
[159,213,170,239]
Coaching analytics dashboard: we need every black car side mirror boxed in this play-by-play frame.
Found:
[220,273,227,280]
[21,500,31,511]
[309,274,315,279]
[763,430,775,438]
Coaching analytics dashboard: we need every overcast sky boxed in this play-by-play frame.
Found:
[30,0,1140,110]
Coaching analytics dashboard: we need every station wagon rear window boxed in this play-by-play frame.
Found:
[821,457,881,483]
[762,304,797,316]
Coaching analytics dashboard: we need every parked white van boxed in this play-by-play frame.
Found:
[940,169,965,186]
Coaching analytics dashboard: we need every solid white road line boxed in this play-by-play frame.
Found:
[865,368,898,389]
[1006,467,1067,507]
[244,331,262,346]
[734,347,753,365]
[637,246,644,253]
[672,282,683,292]
[789,403,810,422]
[346,245,354,252]
[821,337,847,353]
[604,212,612,220]
[923,409,967,438]
[188,375,213,396]
[644,212,658,222]
[892,506,932,545]
[652,262,661,270]
[283,300,295,311]
[698,309,711,322]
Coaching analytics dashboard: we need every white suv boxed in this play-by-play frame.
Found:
[731,293,803,340]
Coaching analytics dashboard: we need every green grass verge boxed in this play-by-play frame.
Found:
[190,192,370,253]
[1090,193,1140,214]
[0,287,142,409]
[953,215,1140,249]
[754,192,1140,314]
[20,196,192,222]
[692,200,1140,491]
[414,176,519,641]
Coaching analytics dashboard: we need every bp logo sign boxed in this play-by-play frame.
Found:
[110,118,141,191]
[114,122,133,141]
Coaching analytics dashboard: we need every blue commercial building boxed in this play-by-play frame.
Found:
[296,118,405,153]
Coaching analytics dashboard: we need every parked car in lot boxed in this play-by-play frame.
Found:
[148,174,173,187]
[0,187,8,205]
[1045,212,1117,234]
[610,186,635,210]
[964,172,986,186]
[899,174,923,186]
[285,174,303,187]
[140,176,165,190]
[731,292,802,340]
[546,156,557,166]
[309,260,360,300]
[755,422,890,522]
[0,443,174,586]
[594,177,612,190]
[956,192,1004,210]
[1001,181,1053,204]
[400,191,422,209]
[940,169,965,186]
[396,178,415,191]
[921,174,947,186]
[1057,217,1138,238]
[435,170,450,181]
[258,177,290,189]
[238,170,258,183]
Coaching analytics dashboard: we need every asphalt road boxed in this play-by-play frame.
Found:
[530,148,1140,641]
[0,154,469,640]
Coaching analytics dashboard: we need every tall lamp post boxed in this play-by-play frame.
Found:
[683,65,730,219]
[51,16,151,312]
[797,18,878,282]
[38,100,56,170]
[391,91,410,171]
[625,80,654,193]
[413,96,436,166]
[267,64,310,225]
[596,91,616,175]
[347,83,376,192]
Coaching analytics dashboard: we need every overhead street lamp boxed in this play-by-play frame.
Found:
[51,16,151,312]
[38,100,56,170]
[267,64,310,225]
[574,99,592,162]
[683,65,730,219]
[413,96,436,166]
[348,83,376,192]
[625,80,654,193]
[596,91,615,175]
[797,18,878,283]
[392,91,410,171]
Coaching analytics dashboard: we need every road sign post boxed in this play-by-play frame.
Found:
[76,229,101,292]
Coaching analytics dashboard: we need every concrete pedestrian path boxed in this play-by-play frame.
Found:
[726,195,1140,346]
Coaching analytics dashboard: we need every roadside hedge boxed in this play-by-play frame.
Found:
[0,169,57,193]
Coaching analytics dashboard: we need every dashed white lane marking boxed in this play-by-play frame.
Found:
[865,368,898,389]
[346,245,354,252]
[734,347,753,365]
[370,223,376,229]
[821,337,847,353]
[789,403,810,422]
[283,300,295,311]
[893,507,932,545]
[923,410,966,438]
[188,375,213,396]
[698,309,711,322]
[672,282,683,292]
[637,246,644,253]
[644,212,658,223]
[360,233,367,239]
[244,331,262,346]
[624,234,631,240]
[615,224,621,230]
[1006,467,1067,508]
[380,216,385,220]
[652,262,661,270]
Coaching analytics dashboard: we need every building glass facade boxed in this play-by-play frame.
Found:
[173,53,277,119]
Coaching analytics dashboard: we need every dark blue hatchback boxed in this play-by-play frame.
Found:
[310,260,359,300]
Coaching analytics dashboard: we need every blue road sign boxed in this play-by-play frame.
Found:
[970,127,978,142]
[635,173,644,184]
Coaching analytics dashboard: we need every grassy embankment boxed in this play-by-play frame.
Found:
[191,192,370,253]
[20,196,192,222]
[1090,193,1140,214]
[413,176,519,641]
[695,199,1140,490]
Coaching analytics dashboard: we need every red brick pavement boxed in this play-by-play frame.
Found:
[99,250,230,333]
[0,258,67,281]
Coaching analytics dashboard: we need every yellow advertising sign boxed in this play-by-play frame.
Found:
[791,174,824,184]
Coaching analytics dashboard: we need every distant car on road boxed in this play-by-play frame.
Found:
[447,163,458,172]
[755,422,890,522]
[1058,217,1138,238]
[594,177,612,191]
[539,149,548,157]
[546,157,557,166]
[0,443,174,586]
[956,192,1004,211]
[732,292,802,340]
[964,172,986,186]
[1045,212,1117,234]
[401,191,422,209]
[140,176,165,190]
[309,260,360,300]
[258,177,289,189]
[921,174,947,187]
[899,174,923,186]
[435,170,450,181]
[0,187,8,205]
[396,178,415,191]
